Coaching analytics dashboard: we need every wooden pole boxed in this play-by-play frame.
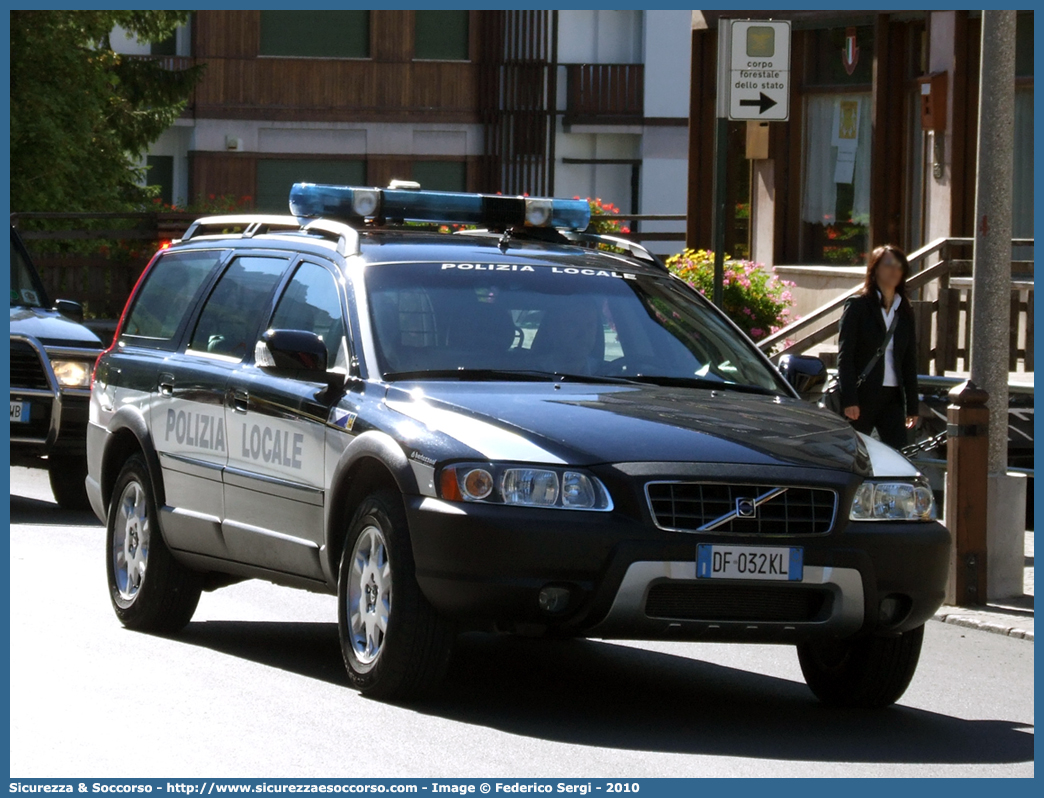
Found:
[944,379,989,606]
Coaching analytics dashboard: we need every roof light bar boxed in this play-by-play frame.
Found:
[288,183,591,232]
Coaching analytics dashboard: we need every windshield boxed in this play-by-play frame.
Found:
[364,261,790,395]
[10,233,48,308]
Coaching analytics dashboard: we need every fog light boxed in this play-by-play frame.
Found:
[878,595,907,626]
[537,585,571,614]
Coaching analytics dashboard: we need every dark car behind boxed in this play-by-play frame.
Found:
[10,226,104,508]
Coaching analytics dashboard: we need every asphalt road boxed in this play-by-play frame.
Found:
[8,466,1034,778]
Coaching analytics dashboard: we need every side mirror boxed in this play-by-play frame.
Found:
[778,354,827,396]
[255,329,328,377]
[54,299,84,324]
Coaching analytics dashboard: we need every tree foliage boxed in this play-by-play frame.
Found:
[11,11,203,212]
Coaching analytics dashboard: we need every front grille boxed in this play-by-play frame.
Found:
[10,341,49,390]
[647,482,836,535]
[645,582,831,623]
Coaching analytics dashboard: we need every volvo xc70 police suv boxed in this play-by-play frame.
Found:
[87,184,950,707]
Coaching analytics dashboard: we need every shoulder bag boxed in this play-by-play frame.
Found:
[819,309,900,417]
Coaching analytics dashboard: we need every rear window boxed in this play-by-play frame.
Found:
[122,251,226,345]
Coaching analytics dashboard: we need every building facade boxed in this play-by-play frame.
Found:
[686,10,1033,267]
[114,10,690,253]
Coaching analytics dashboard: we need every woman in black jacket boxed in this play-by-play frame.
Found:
[837,244,919,450]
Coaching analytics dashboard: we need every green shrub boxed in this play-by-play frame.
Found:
[664,248,796,343]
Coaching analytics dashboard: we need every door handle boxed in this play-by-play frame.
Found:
[231,389,249,414]
[158,375,174,396]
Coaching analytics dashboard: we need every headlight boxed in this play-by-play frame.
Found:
[501,468,559,506]
[50,359,93,389]
[562,471,598,508]
[439,463,612,511]
[849,479,936,521]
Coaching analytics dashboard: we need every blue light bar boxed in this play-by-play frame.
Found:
[288,183,591,231]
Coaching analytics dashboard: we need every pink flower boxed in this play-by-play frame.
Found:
[750,328,764,339]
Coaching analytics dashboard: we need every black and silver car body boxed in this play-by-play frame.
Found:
[11,226,104,509]
[87,187,950,707]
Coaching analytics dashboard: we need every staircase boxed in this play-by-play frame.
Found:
[758,237,1035,378]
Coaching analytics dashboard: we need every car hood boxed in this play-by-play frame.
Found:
[385,381,873,474]
[10,306,102,348]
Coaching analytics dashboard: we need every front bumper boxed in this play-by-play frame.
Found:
[405,494,951,642]
[10,334,95,462]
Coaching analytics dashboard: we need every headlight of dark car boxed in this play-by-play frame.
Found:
[438,463,613,511]
[849,477,936,521]
[49,359,94,389]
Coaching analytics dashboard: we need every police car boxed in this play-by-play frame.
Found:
[87,184,950,707]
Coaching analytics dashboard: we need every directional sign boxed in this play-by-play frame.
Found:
[728,20,791,121]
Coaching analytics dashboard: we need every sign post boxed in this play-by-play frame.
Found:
[710,21,732,308]
[711,19,791,308]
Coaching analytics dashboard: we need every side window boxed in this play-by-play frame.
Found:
[259,11,369,58]
[414,11,469,60]
[189,257,288,360]
[11,234,47,307]
[268,262,346,369]
[123,251,226,345]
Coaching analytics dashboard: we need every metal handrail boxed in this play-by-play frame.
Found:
[756,237,949,353]
[757,236,1034,356]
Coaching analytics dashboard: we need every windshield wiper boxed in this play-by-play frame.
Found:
[623,374,781,396]
[382,368,641,385]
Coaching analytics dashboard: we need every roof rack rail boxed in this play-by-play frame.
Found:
[177,214,361,256]
[301,218,361,257]
[180,215,301,242]
[560,231,669,271]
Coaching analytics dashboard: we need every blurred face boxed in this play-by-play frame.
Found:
[875,251,904,292]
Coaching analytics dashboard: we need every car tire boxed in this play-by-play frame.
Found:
[337,490,455,700]
[48,452,91,511]
[797,624,925,708]
[105,454,202,633]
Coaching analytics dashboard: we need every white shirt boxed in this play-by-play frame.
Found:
[879,292,902,387]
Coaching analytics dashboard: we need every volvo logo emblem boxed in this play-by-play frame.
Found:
[736,497,757,518]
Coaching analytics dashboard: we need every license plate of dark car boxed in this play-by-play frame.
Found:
[696,544,803,581]
[10,401,29,423]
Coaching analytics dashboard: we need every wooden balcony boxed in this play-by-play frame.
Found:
[123,54,195,72]
[564,63,644,126]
